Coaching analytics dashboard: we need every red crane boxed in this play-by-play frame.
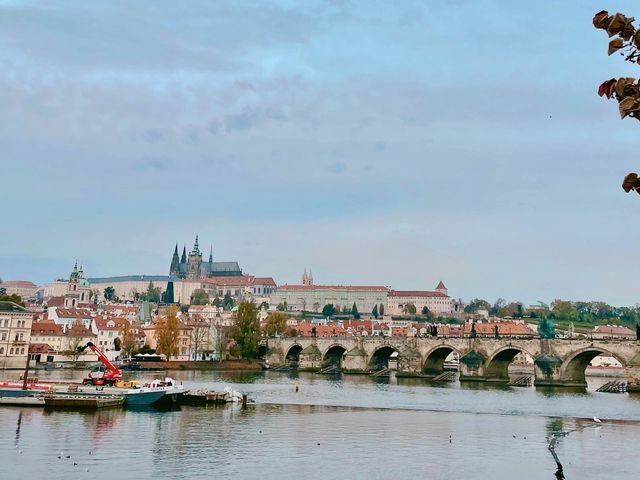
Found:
[77,341,123,386]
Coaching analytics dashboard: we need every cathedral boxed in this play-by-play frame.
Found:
[169,236,243,279]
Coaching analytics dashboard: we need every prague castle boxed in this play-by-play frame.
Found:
[169,235,242,279]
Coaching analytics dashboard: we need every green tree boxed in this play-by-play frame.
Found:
[0,294,25,306]
[551,299,578,322]
[593,11,640,194]
[154,306,180,360]
[230,301,261,359]
[103,286,116,301]
[259,301,269,310]
[351,302,360,320]
[421,306,433,321]
[264,312,287,336]
[463,299,491,314]
[402,303,417,315]
[223,293,235,310]
[212,296,223,307]
[322,304,336,317]
[191,289,210,305]
[538,318,556,339]
[372,304,379,319]
[379,304,385,316]
[276,301,287,311]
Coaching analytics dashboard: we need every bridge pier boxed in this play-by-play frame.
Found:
[396,347,422,376]
[458,350,491,382]
[343,347,368,373]
[625,353,640,392]
[298,343,322,371]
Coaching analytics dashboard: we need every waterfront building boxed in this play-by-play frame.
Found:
[177,276,277,304]
[87,275,175,303]
[0,280,38,300]
[386,281,454,316]
[30,318,65,353]
[592,325,636,340]
[0,301,34,369]
[169,236,243,279]
[91,316,129,351]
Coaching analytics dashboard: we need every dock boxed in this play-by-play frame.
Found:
[44,394,125,409]
[596,380,627,393]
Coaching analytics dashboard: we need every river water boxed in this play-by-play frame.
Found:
[2,370,639,479]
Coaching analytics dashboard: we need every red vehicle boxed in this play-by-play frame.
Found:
[77,341,123,386]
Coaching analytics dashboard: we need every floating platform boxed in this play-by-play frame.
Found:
[44,394,125,409]
[0,395,46,407]
[179,388,250,406]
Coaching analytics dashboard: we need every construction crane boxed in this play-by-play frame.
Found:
[76,341,123,386]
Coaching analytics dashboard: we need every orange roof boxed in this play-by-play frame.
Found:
[436,281,447,290]
[93,316,130,331]
[1,280,38,287]
[295,321,349,337]
[31,320,63,336]
[464,321,535,336]
[593,325,635,335]
[389,290,447,298]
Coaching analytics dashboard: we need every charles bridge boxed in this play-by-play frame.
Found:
[265,335,640,388]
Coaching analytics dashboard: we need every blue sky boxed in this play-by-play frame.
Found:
[1,0,640,306]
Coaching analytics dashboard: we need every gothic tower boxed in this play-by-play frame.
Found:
[169,243,180,276]
[187,235,203,279]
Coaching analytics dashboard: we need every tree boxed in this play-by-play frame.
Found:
[214,327,228,361]
[0,293,25,306]
[141,281,161,303]
[212,296,223,307]
[191,289,209,305]
[276,301,287,312]
[63,319,89,361]
[551,299,578,322]
[230,301,261,359]
[259,301,269,310]
[593,11,640,194]
[120,322,137,357]
[538,318,556,339]
[322,304,336,317]
[402,303,417,315]
[372,304,379,319]
[421,306,433,321]
[189,321,209,360]
[223,293,235,310]
[154,306,180,360]
[313,302,321,313]
[103,286,116,301]
[463,299,491,314]
[379,304,385,316]
[264,312,287,336]
[490,298,506,316]
[351,302,360,320]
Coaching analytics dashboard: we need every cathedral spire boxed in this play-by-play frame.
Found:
[191,234,201,256]
[181,245,187,263]
[170,243,180,276]
[209,244,213,263]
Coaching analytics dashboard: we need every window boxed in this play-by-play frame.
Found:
[9,348,13,355]
[1,333,5,341]
[20,348,24,354]
[0,348,3,354]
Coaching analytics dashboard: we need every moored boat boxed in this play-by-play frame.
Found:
[0,395,46,407]
[44,394,125,409]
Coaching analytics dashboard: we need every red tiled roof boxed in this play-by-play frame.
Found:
[93,316,129,331]
[593,325,635,335]
[389,290,447,298]
[295,321,349,336]
[436,281,447,290]
[29,343,53,353]
[31,320,64,336]
[464,321,535,336]
[55,307,92,318]
[1,280,38,287]
[46,297,66,307]
[196,275,277,287]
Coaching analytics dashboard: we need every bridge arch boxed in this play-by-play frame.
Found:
[560,347,625,387]
[423,345,459,376]
[323,344,348,368]
[485,346,535,381]
[368,344,400,370]
[285,344,303,364]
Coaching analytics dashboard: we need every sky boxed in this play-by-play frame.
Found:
[1,0,640,306]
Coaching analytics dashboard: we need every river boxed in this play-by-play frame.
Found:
[1,370,639,479]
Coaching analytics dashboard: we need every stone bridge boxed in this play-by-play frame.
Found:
[266,336,640,388]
